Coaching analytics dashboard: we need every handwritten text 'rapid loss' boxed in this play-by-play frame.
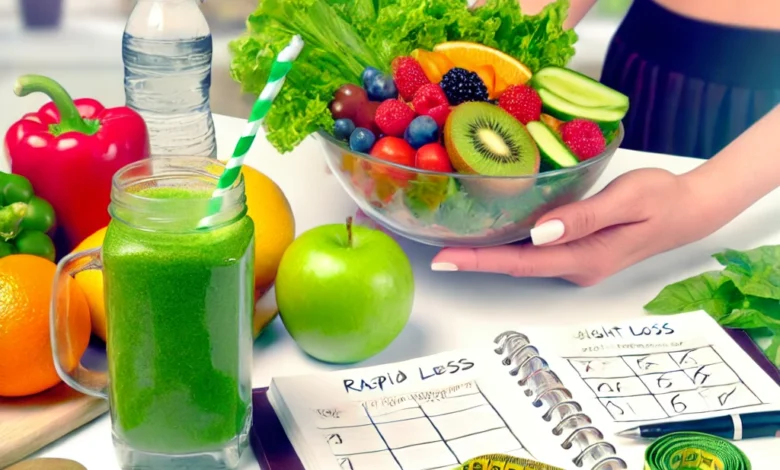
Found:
[343,358,475,393]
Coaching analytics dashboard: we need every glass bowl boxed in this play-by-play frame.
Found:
[317,125,624,247]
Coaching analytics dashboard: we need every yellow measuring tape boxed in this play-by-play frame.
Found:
[644,432,751,470]
[455,454,563,470]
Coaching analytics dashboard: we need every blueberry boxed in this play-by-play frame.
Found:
[404,116,439,149]
[366,74,398,101]
[361,66,382,89]
[349,127,376,153]
[334,118,356,141]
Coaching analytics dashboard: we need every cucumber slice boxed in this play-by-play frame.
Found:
[531,66,629,111]
[526,121,579,169]
[538,89,625,128]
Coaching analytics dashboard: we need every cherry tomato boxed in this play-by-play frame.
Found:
[369,137,417,186]
[415,143,454,173]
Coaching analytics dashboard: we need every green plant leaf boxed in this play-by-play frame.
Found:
[721,295,780,330]
[713,246,780,300]
[720,308,780,330]
[643,271,741,319]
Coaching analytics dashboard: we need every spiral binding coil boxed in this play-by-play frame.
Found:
[494,331,629,470]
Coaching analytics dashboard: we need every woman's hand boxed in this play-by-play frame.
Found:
[430,105,780,286]
[431,168,722,286]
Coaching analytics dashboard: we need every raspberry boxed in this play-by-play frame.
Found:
[392,57,431,101]
[498,84,542,124]
[425,104,451,128]
[374,99,416,137]
[560,119,606,160]
[412,83,448,115]
[439,68,489,105]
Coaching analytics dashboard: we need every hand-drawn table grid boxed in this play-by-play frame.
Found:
[317,383,532,470]
[565,346,765,423]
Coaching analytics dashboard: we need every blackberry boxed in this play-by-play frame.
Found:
[439,68,489,106]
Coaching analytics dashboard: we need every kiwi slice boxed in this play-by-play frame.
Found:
[444,102,540,176]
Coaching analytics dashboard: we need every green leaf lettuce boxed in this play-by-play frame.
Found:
[229,0,578,153]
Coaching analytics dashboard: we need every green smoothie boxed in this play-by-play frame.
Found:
[102,186,255,454]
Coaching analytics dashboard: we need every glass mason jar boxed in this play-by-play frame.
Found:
[51,156,255,469]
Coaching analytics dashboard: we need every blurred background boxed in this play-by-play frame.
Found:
[0,0,632,168]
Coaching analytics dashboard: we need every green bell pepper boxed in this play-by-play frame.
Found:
[0,171,57,261]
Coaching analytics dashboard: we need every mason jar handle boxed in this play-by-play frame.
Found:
[50,247,108,399]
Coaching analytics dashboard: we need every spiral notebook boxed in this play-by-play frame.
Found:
[256,311,780,470]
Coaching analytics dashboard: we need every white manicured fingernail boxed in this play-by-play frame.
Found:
[531,219,565,246]
[431,262,459,272]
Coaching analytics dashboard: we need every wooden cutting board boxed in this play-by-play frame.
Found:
[0,382,108,469]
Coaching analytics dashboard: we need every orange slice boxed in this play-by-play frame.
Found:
[494,75,509,97]
[433,41,533,88]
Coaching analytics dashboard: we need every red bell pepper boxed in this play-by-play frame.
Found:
[4,74,150,250]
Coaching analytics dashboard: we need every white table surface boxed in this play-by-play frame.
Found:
[28,113,780,469]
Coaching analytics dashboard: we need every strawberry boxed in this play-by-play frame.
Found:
[498,84,542,125]
[375,99,416,138]
[392,57,431,101]
[560,119,606,160]
[425,104,452,128]
[412,83,448,115]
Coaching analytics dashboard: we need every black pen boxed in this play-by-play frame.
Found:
[616,410,780,440]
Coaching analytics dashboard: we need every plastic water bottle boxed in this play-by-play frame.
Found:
[122,0,217,158]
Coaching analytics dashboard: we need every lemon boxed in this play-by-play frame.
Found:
[71,227,108,342]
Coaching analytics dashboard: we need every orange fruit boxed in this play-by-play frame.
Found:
[71,226,108,342]
[0,254,91,397]
[410,49,454,83]
[433,42,533,89]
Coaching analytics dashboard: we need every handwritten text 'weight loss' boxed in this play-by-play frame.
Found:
[343,358,475,393]
[574,322,675,340]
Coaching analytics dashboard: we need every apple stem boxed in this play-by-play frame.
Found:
[346,216,353,247]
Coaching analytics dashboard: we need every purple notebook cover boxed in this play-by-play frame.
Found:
[248,329,780,469]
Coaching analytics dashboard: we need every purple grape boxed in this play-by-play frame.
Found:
[330,84,368,120]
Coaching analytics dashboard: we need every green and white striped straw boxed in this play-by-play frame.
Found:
[198,34,304,228]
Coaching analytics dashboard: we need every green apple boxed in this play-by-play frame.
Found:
[275,217,414,364]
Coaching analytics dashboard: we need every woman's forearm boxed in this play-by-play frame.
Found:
[560,0,599,28]
[682,104,780,228]
[471,0,598,28]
